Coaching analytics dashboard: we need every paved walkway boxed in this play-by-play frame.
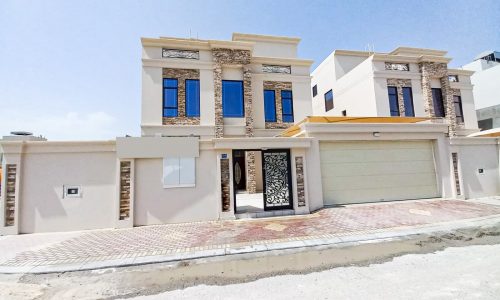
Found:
[1,198,500,274]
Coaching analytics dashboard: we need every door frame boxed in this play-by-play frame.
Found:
[262,148,294,211]
[232,149,262,214]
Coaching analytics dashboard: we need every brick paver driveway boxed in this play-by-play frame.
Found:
[1,199,500,269]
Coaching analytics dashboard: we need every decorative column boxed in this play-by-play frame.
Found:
[116,159,134,229]
[213,63,224,138]
[4,165,17,227]
[246,151,256,194]
[220,157,231,212]
[419,63,436,117]
[440,76,457,136]
[243,67,254,137]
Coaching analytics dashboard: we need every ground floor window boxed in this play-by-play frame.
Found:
[163,157,195,188]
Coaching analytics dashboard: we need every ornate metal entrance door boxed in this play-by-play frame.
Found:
[262,149,293,210]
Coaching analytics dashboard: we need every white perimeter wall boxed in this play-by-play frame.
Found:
[133,149,219,225]
[19,152,117,233]
[452,139,500,199]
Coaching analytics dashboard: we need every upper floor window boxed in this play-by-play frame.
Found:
[312,85,318,97]
[281,90,294,123]
[448,75,459,82]
[264,90,277,122]
[324,90,334,112]
[454,95,464,123]
[402,87,415,117]
[163,78,178,117]
[185,79,200,117]
[388,86,399,116]
[222,80,244,118]
[432,88,445,117]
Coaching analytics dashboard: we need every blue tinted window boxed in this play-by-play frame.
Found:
[163,78,178,88]
[185,79,200,117]
[163,78,178,117]
[402,87,414,117]
[222,81,244,117]
[281,90,294,123]
[388,86,399,116]
[454,96,464,123]
[324,90,333,112]
[264,90,276,122]
[432,88,445,117]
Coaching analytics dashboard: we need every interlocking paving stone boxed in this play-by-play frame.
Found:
[1,199,500,268]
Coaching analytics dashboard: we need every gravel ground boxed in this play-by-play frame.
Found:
[130,244,500,300]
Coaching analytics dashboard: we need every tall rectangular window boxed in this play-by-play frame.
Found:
[454,95,464,123]
[402,87,415,117]
[264,90,277,122]
[281,90,294,123]
[388,86,400,116]
[432,88,445,117]
[222,80,244,117]
[163,78,178,117]
[185,79,200,117]
[324,89,333,112]
[312,85,318,97]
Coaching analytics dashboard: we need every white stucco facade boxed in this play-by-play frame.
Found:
[311,48,479,136]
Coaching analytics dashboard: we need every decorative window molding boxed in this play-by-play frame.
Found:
[262,65,291,74]
[448,75,459,82]
[385,62,409,71]
[162,48,200,60]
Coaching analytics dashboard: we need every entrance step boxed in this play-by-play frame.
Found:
[235,209,295,219]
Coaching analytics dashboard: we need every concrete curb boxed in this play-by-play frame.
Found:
[1,214,500,274]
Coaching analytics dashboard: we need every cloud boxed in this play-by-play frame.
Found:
[0,111,123,140]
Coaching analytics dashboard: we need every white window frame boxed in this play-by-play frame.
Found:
[163,157,196,188]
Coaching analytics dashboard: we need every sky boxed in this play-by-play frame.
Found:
[0,0,499,140]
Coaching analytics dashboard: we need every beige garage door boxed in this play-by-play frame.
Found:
[320,140,439,205]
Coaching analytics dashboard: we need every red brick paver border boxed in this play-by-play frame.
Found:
[1,199,500,268]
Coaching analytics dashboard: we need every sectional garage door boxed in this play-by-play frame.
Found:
[320,140,439,205]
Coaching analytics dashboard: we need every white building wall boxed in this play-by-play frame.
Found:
[463,61,500,110]
[141,67,163,127]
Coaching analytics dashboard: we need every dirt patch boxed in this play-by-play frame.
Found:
[9,224,500,300]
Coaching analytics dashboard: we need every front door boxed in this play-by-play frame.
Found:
[233,150,246,191]
[262,149,293,210]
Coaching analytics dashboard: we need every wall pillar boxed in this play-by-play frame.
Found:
[246,151,256,193]
[115,159,134,229]
[0,142,23,235]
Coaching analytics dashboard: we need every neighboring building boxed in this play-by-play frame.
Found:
[462,51,500,131]
[311,47,478,136]
[1,34,499,236]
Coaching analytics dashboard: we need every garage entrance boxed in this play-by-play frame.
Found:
[320,140,439,205]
